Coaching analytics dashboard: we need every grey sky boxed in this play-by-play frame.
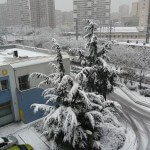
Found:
[0,0,134,12]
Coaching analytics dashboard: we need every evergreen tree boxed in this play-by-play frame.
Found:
[30,38,125,150]
[52,38,65,80]
[76,20,116,99]
[31,76,125,150]
[30,38,65,88]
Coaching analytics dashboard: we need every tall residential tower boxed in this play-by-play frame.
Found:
[73,0,111,31]
[138,0,150,28]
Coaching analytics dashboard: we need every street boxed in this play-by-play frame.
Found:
[108,88,150,150]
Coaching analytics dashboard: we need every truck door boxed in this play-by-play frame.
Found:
[0,77,14,126]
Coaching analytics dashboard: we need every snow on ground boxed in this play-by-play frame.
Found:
[114,87,150,112]
[130,90,150,104]
[0,122,50,150]
[121,120,137,150]
[0,120,136,150]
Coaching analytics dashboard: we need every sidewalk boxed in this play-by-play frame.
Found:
[0,122,50,150]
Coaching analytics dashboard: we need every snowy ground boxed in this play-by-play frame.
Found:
[0,122,50,150]
[121,120,137,150]
[0,119,136,150]
[130,91,150,104]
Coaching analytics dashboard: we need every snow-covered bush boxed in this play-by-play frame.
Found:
[126,84,137,91]
[30,38,126,150]
[140,89,150,97]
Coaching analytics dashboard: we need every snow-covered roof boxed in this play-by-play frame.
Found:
[97,27,144,33]
[10,55,69,69]
[0,47,49,65]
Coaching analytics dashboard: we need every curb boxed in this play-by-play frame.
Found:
[119,86,150,108]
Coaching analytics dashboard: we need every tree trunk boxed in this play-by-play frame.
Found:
[139,70,143,89]
[103,93,107,100]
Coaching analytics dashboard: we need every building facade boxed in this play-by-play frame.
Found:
[138,0,150,28]
[119,4,129,18]
[73,0,111,31]
[0,0,56,28]
[7,0,31,27]
[130,2,139,17]
[94,0,110,25]
[96,27,145,41]
[29,0,56,28]
[29,0,41,28]
[0,3,9,27]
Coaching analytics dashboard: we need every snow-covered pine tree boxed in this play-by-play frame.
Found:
[30,38,65,88]
[76,20,116,99]
[52,38,65,80]
[30,38,125,150]
[31,75,125,150]
[84,19,98,66]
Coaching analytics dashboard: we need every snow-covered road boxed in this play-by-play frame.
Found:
[108,88,150,150]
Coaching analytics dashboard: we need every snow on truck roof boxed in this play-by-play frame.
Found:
[0,45,69,67]
[0,48,48,65]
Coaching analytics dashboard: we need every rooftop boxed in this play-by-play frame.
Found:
[97,27,145,33]
[0,45,50,66]
[0,45,69,67]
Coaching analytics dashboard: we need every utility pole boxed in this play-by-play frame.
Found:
[75,19,79,40]
[146,1,150,43]
[109,20,112,41]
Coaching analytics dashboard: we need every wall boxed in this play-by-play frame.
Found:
[14,57,70,90]
[17,88,56,123]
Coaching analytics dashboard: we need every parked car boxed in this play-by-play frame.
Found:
[7,144,33,150]
[0,136,18,150]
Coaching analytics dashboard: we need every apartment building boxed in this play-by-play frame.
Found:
[138,0,150,28]
[0,3,9,27]
[29,0,56,28]
[73,0,111,31]
[130,2,139,17]
[29,0,41,28]
[0,0,55,29]
[7,0,31,27]
[94,0,110,25]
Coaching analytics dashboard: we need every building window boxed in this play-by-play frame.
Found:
[0,80,9,91]
[18,75,30,91]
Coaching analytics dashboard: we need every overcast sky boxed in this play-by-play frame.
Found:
[0,0,135,12]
